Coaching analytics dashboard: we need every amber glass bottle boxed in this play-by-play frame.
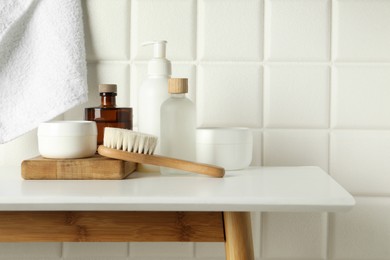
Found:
[85,84,132,145]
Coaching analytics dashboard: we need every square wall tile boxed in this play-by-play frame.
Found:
[0,129,39,166]
[0,243,61,257]
[64,258,128,260]
[261,212,326,259]
[332,65,390,128]
[171,64,197,102]
[130,63,147,130]
[195,242,225,258]
[251,130,263,166]
[131,0,196,60]
[330,130,390,196]
[329,197,390,259]
[198,0,263,61]
[64,254,128,260]
[63,242,128,257]
[0,145,4,166]
[1,258,61,260]
[197,64,262,127]
[263,130,329,171]
[64,63,130,120]
[264,65,330,128]
[83,0,130,60]
[334,0,390,61]
[264,0,330,61]
[130,63,196,128]
[129,242,194,257]
[251,212,261,258]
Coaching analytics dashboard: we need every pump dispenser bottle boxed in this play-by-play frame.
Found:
[138,41,171,154]
[160,78,196,175]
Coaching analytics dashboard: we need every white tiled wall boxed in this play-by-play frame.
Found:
[1,0,389,259]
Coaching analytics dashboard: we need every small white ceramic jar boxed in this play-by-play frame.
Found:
[38,121,97,159]
[196,127,253,170]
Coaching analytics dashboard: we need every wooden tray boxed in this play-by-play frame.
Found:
[21,155,136,180]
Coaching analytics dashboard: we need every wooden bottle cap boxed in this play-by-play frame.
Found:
[168,78,188,94]
[99,84,117,93]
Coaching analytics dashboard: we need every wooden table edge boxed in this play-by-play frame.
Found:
[0,211,254,260]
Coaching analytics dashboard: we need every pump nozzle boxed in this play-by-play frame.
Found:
[142,40,171,77]
[142,41,167,58]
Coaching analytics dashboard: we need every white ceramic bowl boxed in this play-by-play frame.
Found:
[196,127,253,170]
[38,121,97,159]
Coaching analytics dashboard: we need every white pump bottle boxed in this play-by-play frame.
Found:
[138,41,171,154]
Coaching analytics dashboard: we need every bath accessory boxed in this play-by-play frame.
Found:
[138,40,171,154]
[196,127,253,170]
[85,84,133,145]
[38,121,97,159]
[21,155,136,180]
[160,78,196,174]
[98,127,224,178]
[0,0,87,144]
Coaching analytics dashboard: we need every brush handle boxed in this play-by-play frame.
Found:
[98,146,225,178]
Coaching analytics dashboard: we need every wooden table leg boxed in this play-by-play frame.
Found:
[223,212,254,260]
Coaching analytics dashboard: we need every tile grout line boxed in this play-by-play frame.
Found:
[327,20,334,260]
[86,60,390,66]
[195,0,200,128]
[127,0,133,112]
[261,0,267,169]
[260,1,266,257]
[60,242,64,259]
[128,0,132,61]
[194,0,199,66]
[324,212,330,260]
[193,0,199,257]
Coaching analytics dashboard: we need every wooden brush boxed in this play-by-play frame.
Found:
[97,127,225,178]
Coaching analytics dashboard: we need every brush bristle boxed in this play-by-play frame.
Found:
[103,127,158,155]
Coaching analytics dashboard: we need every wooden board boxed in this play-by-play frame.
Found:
[21,155,136,180]
[0,211,225,242]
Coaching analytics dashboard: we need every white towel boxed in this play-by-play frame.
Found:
[0,0,88,144]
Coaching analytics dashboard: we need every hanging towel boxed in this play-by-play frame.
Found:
[0,0,88,144]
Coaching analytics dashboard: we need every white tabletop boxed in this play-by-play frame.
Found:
[0,166,355,212]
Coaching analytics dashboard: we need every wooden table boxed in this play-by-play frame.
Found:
[0,166,355,260]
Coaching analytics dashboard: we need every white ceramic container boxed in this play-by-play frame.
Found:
[196,127,253,170]
[38,121,97,159]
